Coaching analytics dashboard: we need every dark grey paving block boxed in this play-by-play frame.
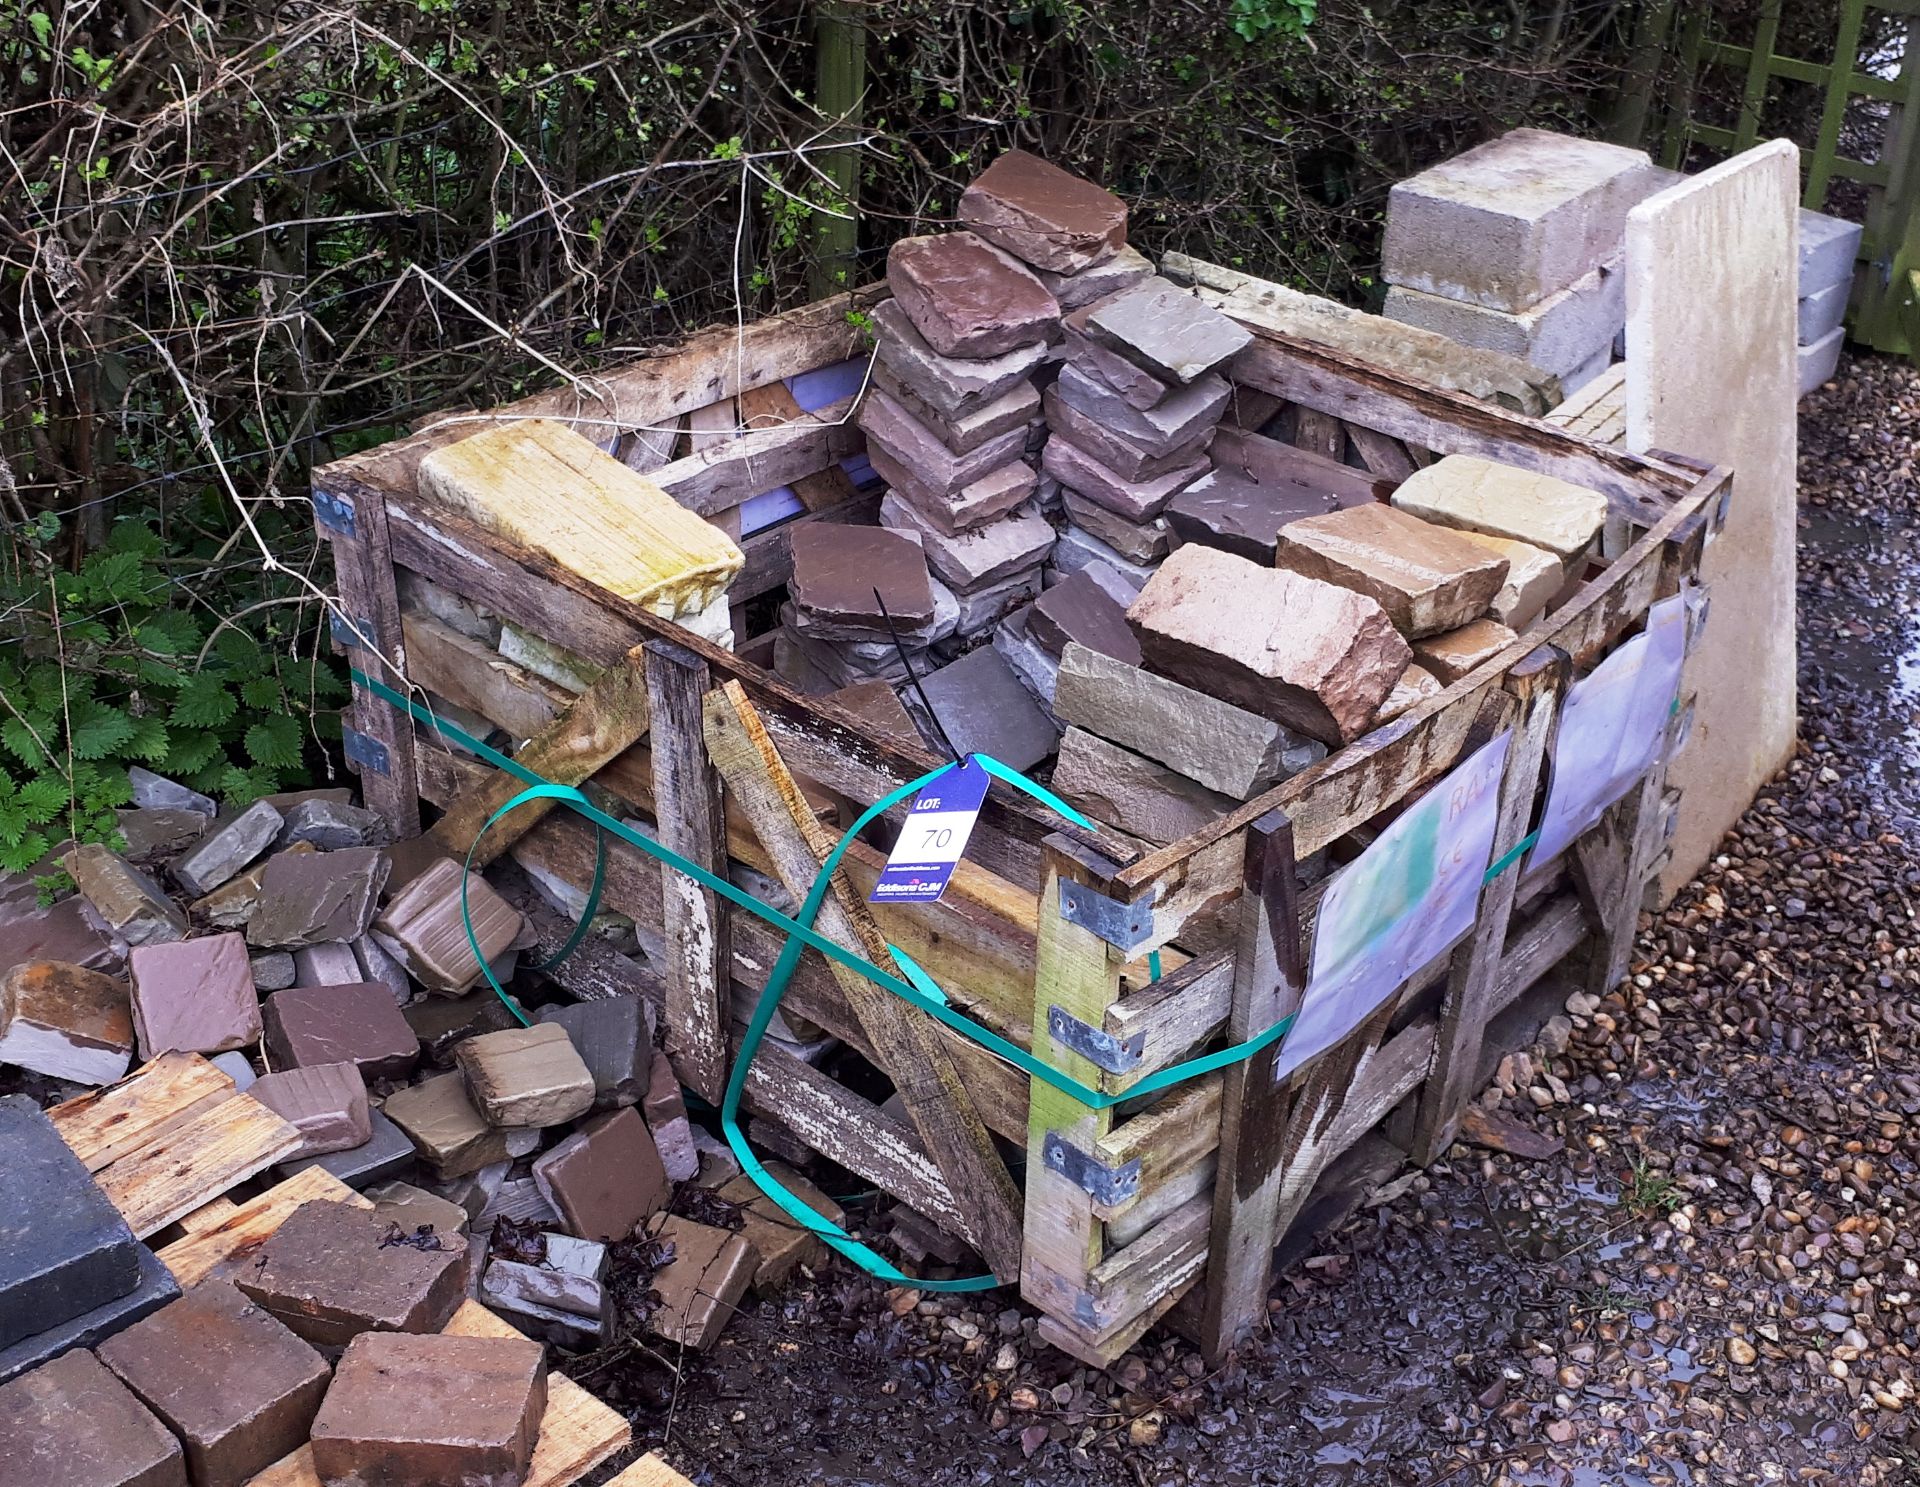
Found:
[0,1242,180,1387]
[0,1096,143,1351]
[277,1106,415,1189]
[534,997,652,1111]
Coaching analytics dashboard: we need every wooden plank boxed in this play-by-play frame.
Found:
[1104,949,1233,1086]
[427,646,651,866]
[400,612,573,738]
[175,1197,240,1235]
[1094,1075,1222,1222]
[1293,407,1346,464]
[604,1456,697,1487]
[738,381,860,512]
[50,1052,236,1172]
[1090,1192,1211,1315]
[702,681,1025,1278]
[644,640,731,1104]
[318,471,421,837]
[1201,810,1305,1360]
[159,1168,371,1288]
[248,1301,630,1487]
[1344,423,1417,481]
[1733,0,1785,155]
[650,394,861,518]
[1411,649,1566,1164]
[95,1092,303,1239]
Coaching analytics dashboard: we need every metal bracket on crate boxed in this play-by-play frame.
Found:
[1047,1006,1145,1075]
[329,612,376,650]
[341,726,391,776]
[1057,879,1155,955]
[310,488,358,538]
[1041,1132,1141,1207]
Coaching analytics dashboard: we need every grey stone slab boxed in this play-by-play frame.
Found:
[114,809,207,864]
[127,767,215,818]
[991,609,1062,721]
[1042,433,1206,522]
[249,950,296,992]
[1049,523,1161,591]
[1384,258,1625,383]
[1054,641,1322,799]
[1028,570,1141,665]
[1041,384,1210,482]
[529,997,654,1113]
[1061,300,1175,412]
[171,801,283,898]
[1037,243,1154,312]
[1082,276,1253,384]
[870,363,1039,455]
[1059,490,1172,564]
[0,1242,180,1388]
[1051,361,1230,459]
[941,566,1044,634]
[885,232,1060,358]
[211,1051,257,1091]
[857,388,1029,498]
[903,647,1059,772]
[246,847,390,950]
[278,1106,415,1189]
[1798,208,1863,297]
[880,494,1054,592]
[956,149,1128,274]
[1051,727,1235,847]
[292,942,361,987]
[1163,466,1344,565]
[276,799,386,852]
[0,1095,143,1350]
[869,450,1038,535]
[1383,128,1661,311]
[870,300,1049,422]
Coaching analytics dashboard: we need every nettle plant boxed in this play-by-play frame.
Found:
[0,514,346,874]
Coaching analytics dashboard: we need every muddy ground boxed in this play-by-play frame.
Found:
[583,352,1920,1487]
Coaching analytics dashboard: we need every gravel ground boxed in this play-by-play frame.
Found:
[589,351,1920,1487]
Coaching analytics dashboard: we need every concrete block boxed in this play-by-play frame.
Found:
[1383,258,1625,382]
[1798,208,1862,296]
[1384,128,1660,311]
[1798,278,1849,346]
[1798,323,1845,397]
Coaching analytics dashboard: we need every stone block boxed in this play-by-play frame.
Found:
[992,611,1061,721]
[533,997,651,1111]
[236,1199,468,1347]
[1042,435,1206,523]
[251,1062,372,1159]
[0,960,134,1085]
[1384,258,1625,383]
[823,681,924,754]
[365,1181,469,1242]
[372,858,523,997]
[1372,662,1443,727]
[1061,314,1174,412]
[956,149,1127,273]
[246,847,390,949]
[128,767,215,818]
[309,1331,545,1487]
[1445,529,1561,631]
[456,1023,595,1129]
[1060,490,1172,565]
[127,934,260,1058]
[64,846,187,948]
[352,935,412,1005]
[870,300,1049,422]
[1390,453,1606,567]
[171,801,283,899]
[0,1095,143,1350]
[872,452,1038,535]
[879,495,1054,592]
[291,941,362,987]
[1027,570,1141,665]
[939,566,1044,634]
[1383,128,1660,311]
[1161,468,1328,564]
[788,522,936,629]
[532,1107,668,1242]
[191,844,314,933]
[477,1264,604,1351]
[0,1347,186,1487]
[405,988,517,1065]
[0,1243,179,1388]
[643,1214,756,1351]
[481,1257,606,1322]
[1052,728,1233,847]
[714,1161,845,1292]
[1270,502,1510,638]
[0,895,116,977]
[1054,642,1321,799]
[1049,524,1160,591]
[262,982,419,1082]
[1041,385,1210,483]
[114,809,207,864]
[1798,278,1849,347]
[902,646,1060,772]
[1051,361,1230,459]
[1128,544,1410,745]
[277,1107,414,1190]
[210,1051,257,1090]
[1799,208,1863,297]
[384,1072,511,1179]
[871,363,1039,455]
[250,952,296,993]
[1082,276,1253,384]
[98,1281,330,1487]
[540,1234,609,1282]
[857,388,1029,499]
[1562,343,1613,395]
[885,231,1059,358]
[1037,243,1153,312]
[1798,323,1845,397]
[275,799,385,852]
[1411,617,1519,683]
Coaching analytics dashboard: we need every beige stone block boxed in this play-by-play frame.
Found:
[1390,453,1606,566]
[1271,502,1509,638]
[1411,618,1519,684]
[1447,529,1563,631]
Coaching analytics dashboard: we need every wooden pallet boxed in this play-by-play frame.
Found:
[49,1053,303,1239]
[311,268,1727,1367]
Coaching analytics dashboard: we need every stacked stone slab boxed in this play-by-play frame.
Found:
[1381,128,1665,394]
[1795,208,1861,396]
[776,523,956,689]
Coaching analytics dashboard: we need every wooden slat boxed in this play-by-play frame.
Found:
[1292,407,1347,464]
[1103,949,1233,1086]
[738,381,860,512]
[1094,1075,1222,1221]
[1090,1191,1211,1315]
[650,394,861,518]
[604,1456,698,1487]
[94,1093,303,1239]
[159,1168,371,1288]
[401,612,573,737]
[1344,422,1417,481]
[50,1051,234,1172]
[174,1197,241,1235]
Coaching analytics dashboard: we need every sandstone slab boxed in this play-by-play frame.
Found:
[236,1199,468,1346]
[1028,570,1142,665]
[1042,433,1206,522]
[788,522,936,629]
[871,363,1039,455]
[279,1107,415,1190]
[1051,361,1229,459]
[245,846,390,949]
[1271,501,1510,637]
[384,1071,510,1178]
[533,996,651,1111]
[643,1213,756,1351]
[263,982,419,1082]
[532,1106,668,1242]
[1447,529,1562,631]
[456,1023,595,1128]
[1041,384,1210,483]
[1049,523,1160,590]
[275,798,385,852]
[714,1161,845,1292]
[0,960,134,1085]
[0,895,116,978]
[904,646,1060,772]
[172,801,283,899]
[1083,276,1253,384]
[64,846,186,948]
[1372,662,1444,726]
[824,680,924,753]
[310,1330,545,1487]
[1038,242,1153,312]
[1390,453,1606,566]
[1061,490,1172,564]
[1128,544,1410,744]
[1162,466,1339,564]
[372,858,523,996]
[871,450,1038,535]
[957,149,1127,273]
[1052,727,1235,846]
[98,1280,330,1487]
[640,1057,699,1184]
[1061,309,1174,411]
[1411,617,1519,683]
[857,387,1029,496]
[251,1062,372,1159]
[880,495,1054,592]
[0,1347,186,1487]
[128,933,260,1058]
[869,300,1049,421]
[886,232,1060,358]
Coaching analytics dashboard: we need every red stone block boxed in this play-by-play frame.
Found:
[531,1107,667,1242]
[0,1348,186,1487]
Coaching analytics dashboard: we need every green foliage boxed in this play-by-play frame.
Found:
[0,514,345,874]
[1228,0,1317,44]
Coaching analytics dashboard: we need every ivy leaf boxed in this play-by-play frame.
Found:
[67,705,137,760]
[171,673,237,728]
[244,715,302,769]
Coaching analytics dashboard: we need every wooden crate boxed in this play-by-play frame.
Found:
[310,276,1728,1368]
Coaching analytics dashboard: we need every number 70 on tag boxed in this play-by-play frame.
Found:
[868,758,990,905]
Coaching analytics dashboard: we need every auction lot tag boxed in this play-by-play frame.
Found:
[868,757,989,905]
